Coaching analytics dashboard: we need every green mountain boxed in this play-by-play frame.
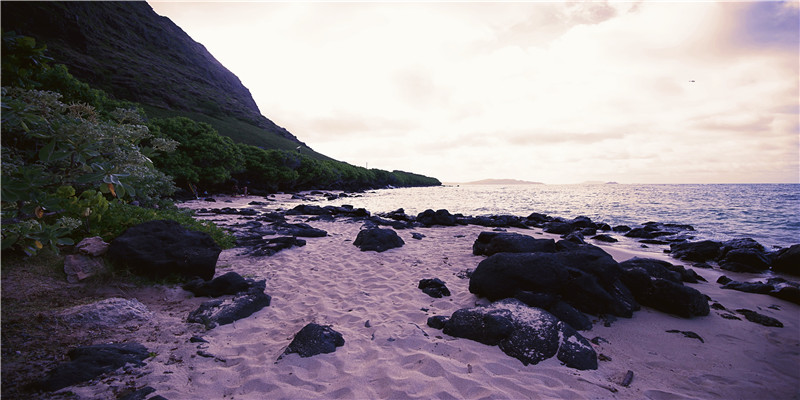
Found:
[1,1,325,158]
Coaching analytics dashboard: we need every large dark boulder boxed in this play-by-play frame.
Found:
[281,323,345,358]
[619,268,709,318]
[620,257,701,283]
[416,209,457,226]
[38,343,149,392]
[719,248,771,273]
[772,244,800,275]
[353,228,405,252]
[106,220,221,280]
[469,246,637,317]
[669,240,723,262]
[472,232,557,256]
[439,299,597,370]
[187,286,271,329]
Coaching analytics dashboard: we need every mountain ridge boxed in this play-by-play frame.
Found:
[1,1,308,149]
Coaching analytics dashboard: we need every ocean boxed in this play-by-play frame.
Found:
[315,184,799,250]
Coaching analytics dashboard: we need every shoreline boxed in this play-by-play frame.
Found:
[2,193,798,399]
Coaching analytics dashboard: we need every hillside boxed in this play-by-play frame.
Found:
[1,1,327,158]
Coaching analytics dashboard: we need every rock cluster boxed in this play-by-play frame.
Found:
[428,299,598,370]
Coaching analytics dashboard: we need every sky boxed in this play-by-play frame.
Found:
[148,1,799,184]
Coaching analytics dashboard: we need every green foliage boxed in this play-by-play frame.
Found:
[93,201,235,249]
[148,117,244,190]
[1,31,52,88]
[1,86,177,255]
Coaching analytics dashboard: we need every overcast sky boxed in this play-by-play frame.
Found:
[149,1,799,184]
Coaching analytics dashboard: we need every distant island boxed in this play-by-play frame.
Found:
[462,179,544,185]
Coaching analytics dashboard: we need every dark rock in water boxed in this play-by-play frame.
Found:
[543,221,575,235]
[720,238,765,256]
[187,287,271,329]
[382,208,413,222]
[427,315,449,329]
[669,240,723,262]
[472,231,557,256]
[183,271,265,297]
[772,244,800,275]
[693,262,713,269]
[106,220,220,281]
[526,212,553,226]
[281,323,345,358]
[439,299,597,370]
[719,248,771,273]
[619,268,709,318]
[418,278,451,298]
[368,216,413,230]
[464,215,528,229]
[470,246,638,318]
[563,232,586,244]
[38,343,149,392]
[613,225,631,232]
[417,209,457,226]
[624,228,660,239]
[411,232,425,240]
[247,237,306,257]
[720,278,800,306]
[736,309,783,327]
[591,234,618,243]
[717,276,733,285]
[353,228,405,252]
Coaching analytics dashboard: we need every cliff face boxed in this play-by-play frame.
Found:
[1,1,300,144]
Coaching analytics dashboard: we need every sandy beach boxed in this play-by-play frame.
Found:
[32,195,800,399]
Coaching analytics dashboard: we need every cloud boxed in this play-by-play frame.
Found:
[150,1,799,184]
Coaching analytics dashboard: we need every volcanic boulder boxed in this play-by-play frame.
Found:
[106,220,220,280]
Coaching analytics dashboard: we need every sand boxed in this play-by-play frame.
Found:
[62,195,799,399]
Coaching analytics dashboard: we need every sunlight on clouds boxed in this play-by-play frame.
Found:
[149,1,798,184]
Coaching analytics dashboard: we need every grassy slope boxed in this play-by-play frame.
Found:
[141,105,334,162]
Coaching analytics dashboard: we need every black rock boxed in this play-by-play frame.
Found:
[275,222,327,238]
[469,246,638,318]
[736,309,783,327]
[772,244,800,275]
[427,315,449,329]
[187,287,272,329]
[620,268,709,318]
[416,209,457,226]
[106,220,221,281]
[443,307,515,346]
[281,323,345,358]
[183,271,263,297]
[543,221,575,235]
[591,234,618,243]
[440,299,597,370]
[717,276,733,285]
[548,300,593,331]
[353,228,405,252]
[472,232,557,256]
[411,232,425,240]
[418,278,451,298]
[721,281,774,294]
[719,247,771,273]
[666,330,705,343]
[118,386,157,400]
[247,237,306,257]
[38,343,149,392]
[669,240,723,262]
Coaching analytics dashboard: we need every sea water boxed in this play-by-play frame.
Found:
[320,184,799,249]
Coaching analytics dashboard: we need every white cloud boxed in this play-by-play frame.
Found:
[149,1,798,184]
